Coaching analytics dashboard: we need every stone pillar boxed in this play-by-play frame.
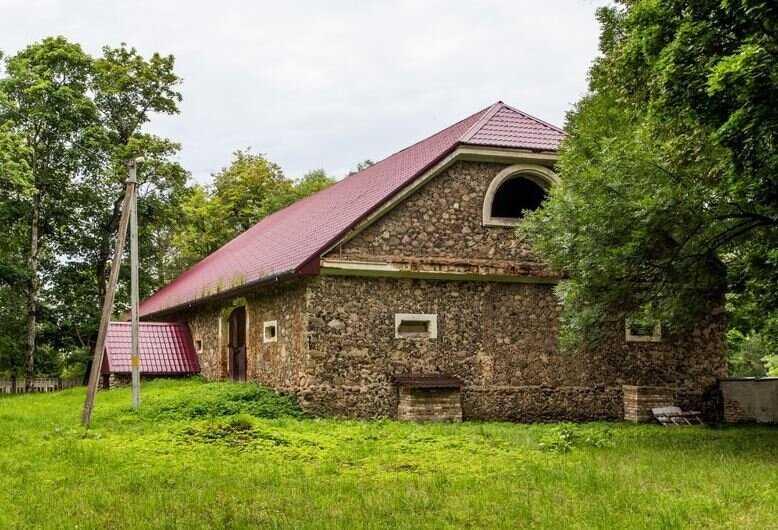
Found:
[622,385,675,422]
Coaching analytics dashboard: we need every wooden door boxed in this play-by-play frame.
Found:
[228,306,247,381]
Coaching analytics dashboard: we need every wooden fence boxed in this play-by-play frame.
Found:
[0,377,82,395]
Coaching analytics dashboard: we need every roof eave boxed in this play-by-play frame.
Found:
[139,268,300,320]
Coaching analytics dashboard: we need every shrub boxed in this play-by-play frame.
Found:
[179,415,290,448]
[142,382,305,421]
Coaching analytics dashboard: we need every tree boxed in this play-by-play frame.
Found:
[520,1,777,354]
[0,39,189,379]
[348,159,374,176]
[0,123,33,379]
[0,37,97,382]
[172,151,334,270]
[56,44,187,357]
[89,44,184,306]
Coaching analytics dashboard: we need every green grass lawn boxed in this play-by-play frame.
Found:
[1,379,776,529]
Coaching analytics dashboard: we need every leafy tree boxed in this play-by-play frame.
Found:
[348,159,374,176]
[212,150,294,235]
[0,122,32,287]
[56,44,187,355]
[88,44,184,305]
[520,1,777,356]
[0,37,97,381]
[295,168,335,198]
[0,39,188,377]
[172,151,334,270]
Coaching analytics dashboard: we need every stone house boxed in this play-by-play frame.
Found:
[139,102,726,421]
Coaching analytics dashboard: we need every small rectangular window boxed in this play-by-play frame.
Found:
[195,339,203,353]
[395,314,437,339]
[263,320,278,343]
[625,319,662,342]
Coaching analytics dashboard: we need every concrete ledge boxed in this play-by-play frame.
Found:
[721,377,778,424]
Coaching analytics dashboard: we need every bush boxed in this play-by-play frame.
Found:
[179,414,290,448]
[142,382,305,421]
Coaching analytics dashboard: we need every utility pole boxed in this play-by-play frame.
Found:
[81,159,139,427]
[129,159,141,410]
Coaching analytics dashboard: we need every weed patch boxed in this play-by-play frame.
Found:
[179,416,290,448]
[538,423,614,453]
[140,382,304,421]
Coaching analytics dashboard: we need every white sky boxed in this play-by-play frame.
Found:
[1,0,609,183]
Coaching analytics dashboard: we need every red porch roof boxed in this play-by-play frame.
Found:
[139,101,564,317]
[101,322,200,375]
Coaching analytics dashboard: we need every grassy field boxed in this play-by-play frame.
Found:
[0,379,776,529]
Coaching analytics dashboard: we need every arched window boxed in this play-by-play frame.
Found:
[482,164,558,226]
[490,177,547,219]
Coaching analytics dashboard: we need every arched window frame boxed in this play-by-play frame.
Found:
[482,164,559,227]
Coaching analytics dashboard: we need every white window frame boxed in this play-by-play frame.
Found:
[625,319,662,343]
[395,313,438,339]
[194,338,203,353]
[482,164,559,227]
[263,320,278,343]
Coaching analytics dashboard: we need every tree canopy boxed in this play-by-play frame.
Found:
[520,1,777,373]
[0,38,334,379]
[171,150,334,271]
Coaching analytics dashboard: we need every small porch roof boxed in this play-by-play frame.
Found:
[102,322,200,375]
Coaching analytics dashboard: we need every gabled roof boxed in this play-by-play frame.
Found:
[101,322,200,375]
[461,102,565,151]
[139,101,564,317]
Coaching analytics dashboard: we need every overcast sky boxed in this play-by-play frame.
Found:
[2,0,608,183]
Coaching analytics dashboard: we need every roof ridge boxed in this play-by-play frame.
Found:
[499,102,567,135]
[347,104,494,178]
[459,101,505,142]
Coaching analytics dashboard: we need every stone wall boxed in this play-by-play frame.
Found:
[326,160,557,279]
[167,281,308,391]
[300,275,726,420]
[158,158,726,421]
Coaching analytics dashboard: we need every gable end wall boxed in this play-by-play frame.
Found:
[325,160,556,277]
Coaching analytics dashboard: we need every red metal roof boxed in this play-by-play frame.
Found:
[102,322,200,375]
[461,103,565,151]
[139,102,564,317]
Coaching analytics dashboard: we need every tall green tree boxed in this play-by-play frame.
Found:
[56,44,187,357]
[89,43,184,305]
[0,38,97,382]
[172,151,334,270]
[0,120,32,378]
[520,1,777,364]
[0,39,189,378]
